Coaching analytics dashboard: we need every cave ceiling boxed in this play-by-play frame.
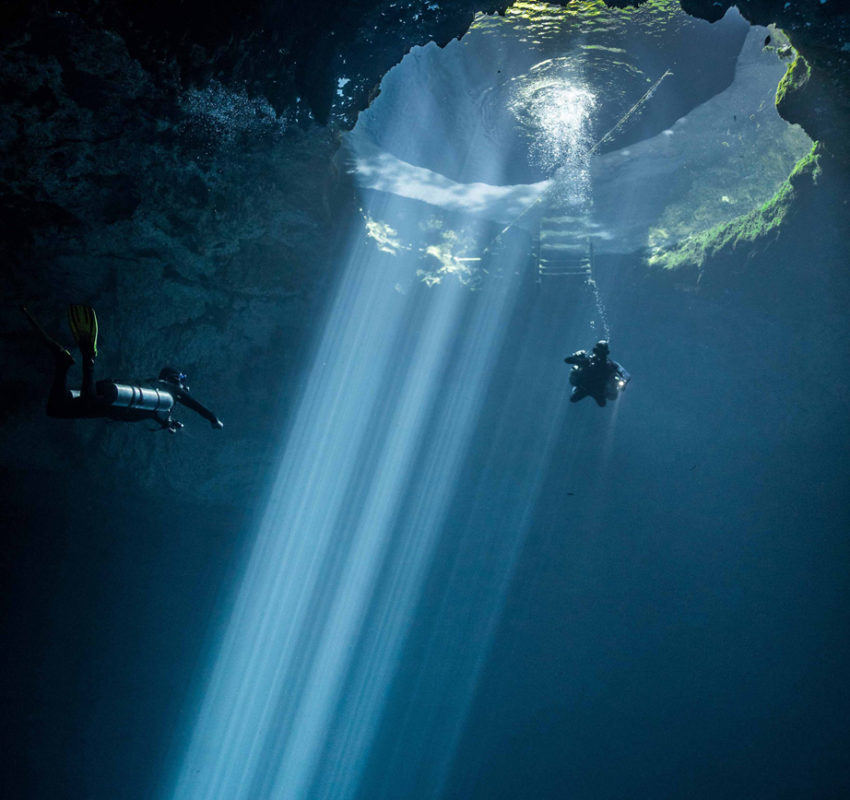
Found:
[1,1,847,149]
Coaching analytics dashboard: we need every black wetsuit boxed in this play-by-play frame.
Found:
[46,350,222,429]
[565,350,626,407]
[153,378,222,428]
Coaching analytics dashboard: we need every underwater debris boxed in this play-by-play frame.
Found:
[365,217,407,255]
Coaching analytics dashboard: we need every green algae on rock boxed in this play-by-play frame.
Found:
[646,142,823,279]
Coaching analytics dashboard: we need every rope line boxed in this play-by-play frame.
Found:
[355,68,674,341]
[589,69,673,156]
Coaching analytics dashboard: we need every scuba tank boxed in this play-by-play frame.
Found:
[95,381,175,412]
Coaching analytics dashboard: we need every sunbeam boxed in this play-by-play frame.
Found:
[163,219,534,800]
[163,17,606,800]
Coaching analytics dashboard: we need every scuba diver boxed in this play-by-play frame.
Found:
[564,340,631,407]
[22,304,223,432]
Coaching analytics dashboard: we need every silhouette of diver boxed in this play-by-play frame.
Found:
[22,304,223,432]
[564,340,630,407]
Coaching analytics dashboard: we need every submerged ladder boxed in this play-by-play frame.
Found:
[536,212,593,283]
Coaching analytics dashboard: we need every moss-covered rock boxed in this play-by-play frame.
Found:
[644,142,850,304]
[679,0,850,164]
[775,52,810,112]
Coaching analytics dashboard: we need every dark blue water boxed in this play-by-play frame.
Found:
[347,251,850,800]
[4,233,849,800]
[3,9,849,796]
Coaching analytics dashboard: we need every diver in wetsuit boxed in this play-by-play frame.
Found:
[564,340,630,407]
[22,304,223,432]
[152,367,223,430]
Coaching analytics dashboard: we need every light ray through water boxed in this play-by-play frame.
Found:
[163,45,604,800]
[164,215,530,800]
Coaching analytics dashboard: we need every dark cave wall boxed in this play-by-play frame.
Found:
[0,0,848,500]
[0,0,514,126]
[3,2,847,145]
[0,9,348,498]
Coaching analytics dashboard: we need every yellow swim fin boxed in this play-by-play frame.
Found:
[68,304,98,358]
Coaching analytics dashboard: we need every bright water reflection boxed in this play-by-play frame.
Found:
[509,74,596,184]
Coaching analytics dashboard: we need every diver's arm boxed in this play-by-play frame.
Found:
[612,361,631,385]
[564,350,589,366]
[174,391,224,428]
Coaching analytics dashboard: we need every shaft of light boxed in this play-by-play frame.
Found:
[163,50,600,800]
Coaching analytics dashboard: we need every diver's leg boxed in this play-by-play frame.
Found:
[46,351,78,417]
[570,388,587,403]
[80,351,96,400]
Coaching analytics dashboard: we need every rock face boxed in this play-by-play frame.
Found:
[679,0,850,164]
[0,0,848,499]
[591,22,812,254]
[0,10,349,498]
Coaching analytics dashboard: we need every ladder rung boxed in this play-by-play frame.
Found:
[535,218,592,282]
[539,265,591,274]
[540,249,588,260]
[541,215,584,225]
[540,261,590,268]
